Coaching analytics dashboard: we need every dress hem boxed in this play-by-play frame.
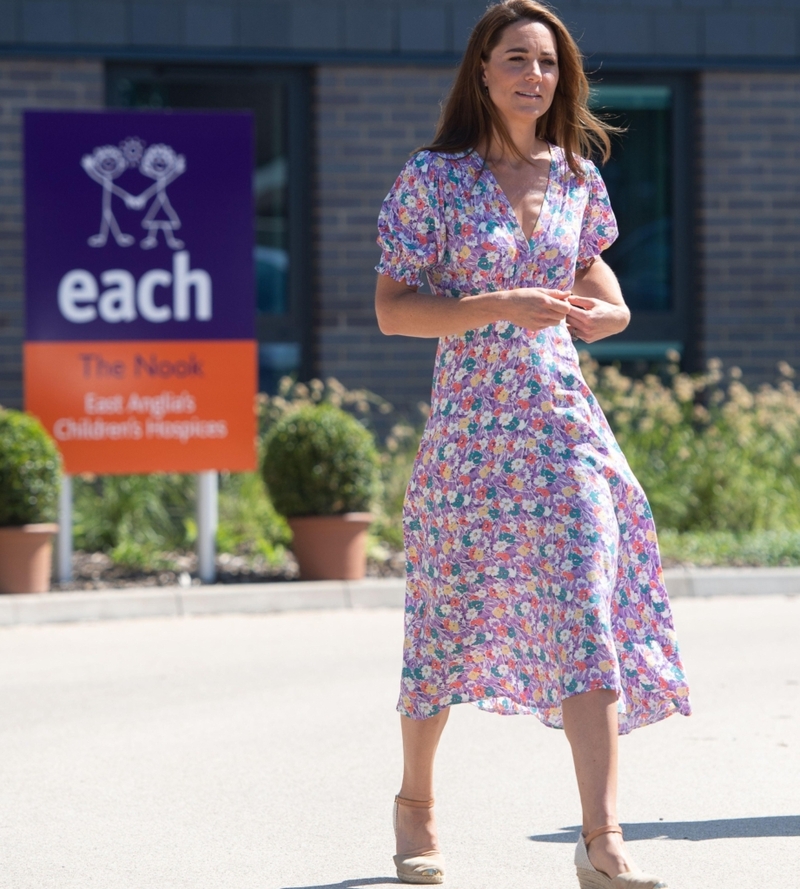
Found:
[396,687,692,735]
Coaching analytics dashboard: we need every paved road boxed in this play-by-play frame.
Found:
[0,595,798,889]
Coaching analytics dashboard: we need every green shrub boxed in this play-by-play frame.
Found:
[371,411,427,551]
[73,473,194,566]
[262,402,381,517]
[258,375,424,546]
[0,408,61,526]
[258,375,393,440]
[216,471,291,564]
[659,528,800,567]
[580,353,800,533]
[73,470,292,570]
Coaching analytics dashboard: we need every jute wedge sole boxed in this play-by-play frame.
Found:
[393,795,445,885]
[575,825,668,889]
[392,850,446,885]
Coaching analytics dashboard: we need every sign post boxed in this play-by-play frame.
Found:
[23,110,257,583]
[197,470,218,584]
[58,474,73,582]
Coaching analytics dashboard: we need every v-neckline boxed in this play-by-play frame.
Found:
[480,143,556,250]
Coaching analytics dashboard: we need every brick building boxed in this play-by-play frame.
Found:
[1,1,799,416]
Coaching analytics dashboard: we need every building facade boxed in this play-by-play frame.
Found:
[1,0,799,416]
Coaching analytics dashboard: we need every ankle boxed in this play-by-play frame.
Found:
[583,823,622,842]
[582,814,619,834]
[397,792,435,807]
[398,782,434,802]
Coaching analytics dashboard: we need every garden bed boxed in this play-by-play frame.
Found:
[51,547,406,591]
[47,364,800,591]
[49,529,800,592]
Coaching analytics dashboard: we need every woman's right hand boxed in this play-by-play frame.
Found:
[499,287,572,331]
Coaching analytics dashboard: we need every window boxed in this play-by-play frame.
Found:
[586,75,693,364]
[107,64,311,392]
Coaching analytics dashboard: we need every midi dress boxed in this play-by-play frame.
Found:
[376,146,692,734]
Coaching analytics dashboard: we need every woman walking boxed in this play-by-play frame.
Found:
[374,2,691,887]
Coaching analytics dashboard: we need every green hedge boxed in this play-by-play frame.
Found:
[582,354,800,533]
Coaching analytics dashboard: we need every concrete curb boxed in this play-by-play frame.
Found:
[0,568,799,626]
[662,565,800,598]
[0,578,407,626]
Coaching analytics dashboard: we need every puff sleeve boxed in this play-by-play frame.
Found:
[376,152,446,288]
[576,161,619,270]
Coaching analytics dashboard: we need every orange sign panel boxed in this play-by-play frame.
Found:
[25,339,257,475]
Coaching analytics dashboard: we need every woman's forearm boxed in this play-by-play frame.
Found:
[375,280,507,338]
[375,276,574,339]
[569,259,630,338]
[572,259,629,315]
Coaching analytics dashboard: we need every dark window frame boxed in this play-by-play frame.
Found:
[583,71,695,367]
[105,62,314,384]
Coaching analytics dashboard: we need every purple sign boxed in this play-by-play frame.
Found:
[24,110,255,342]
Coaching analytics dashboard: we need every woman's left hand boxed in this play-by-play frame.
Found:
[565,294,630,343]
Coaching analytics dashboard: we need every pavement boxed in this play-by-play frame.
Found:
[0,594,798,889]
[1,566,800,626]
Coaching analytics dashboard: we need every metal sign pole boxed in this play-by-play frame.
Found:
[58,473,73,582]
[197,471,218,584]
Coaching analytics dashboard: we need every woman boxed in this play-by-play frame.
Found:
[374,2,691,887]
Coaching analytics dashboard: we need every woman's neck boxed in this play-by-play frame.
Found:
[483,121,548,167]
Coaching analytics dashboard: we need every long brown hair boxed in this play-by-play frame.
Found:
[421,0,617,175]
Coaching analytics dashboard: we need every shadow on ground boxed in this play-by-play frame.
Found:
[529,815,800,843]
[277,817,800,888]
[280,879,398,889]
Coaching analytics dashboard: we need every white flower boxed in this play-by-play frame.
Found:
[119,136,145,167]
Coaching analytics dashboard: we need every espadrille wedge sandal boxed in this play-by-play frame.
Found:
[392,795,445,885]
[575,825,668,889]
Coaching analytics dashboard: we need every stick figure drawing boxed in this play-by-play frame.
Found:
[133,144,186,250]
[82,137,187,251]
[81,145,136,247]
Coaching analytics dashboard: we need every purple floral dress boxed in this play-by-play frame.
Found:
[376,146,691,734]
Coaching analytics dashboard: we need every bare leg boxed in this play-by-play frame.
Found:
[562,689,637,879]
[396,709,449,855]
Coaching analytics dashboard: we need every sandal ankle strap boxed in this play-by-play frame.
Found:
[583,824,623,846]
[395,794,434,808]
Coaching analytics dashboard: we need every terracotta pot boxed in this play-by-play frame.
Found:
[288,513,372,580]
[0,523,59,594]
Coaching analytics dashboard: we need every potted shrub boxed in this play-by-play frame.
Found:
[262,403,381,580]
[0,408,61,593]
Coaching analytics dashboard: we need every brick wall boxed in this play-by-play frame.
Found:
[315,65,800,413]
[314,65,455,416]
[697,71,800,382]
[2,1,799,59]
[0,58,103,409]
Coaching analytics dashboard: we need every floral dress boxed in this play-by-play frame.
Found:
[376,146,691,734]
